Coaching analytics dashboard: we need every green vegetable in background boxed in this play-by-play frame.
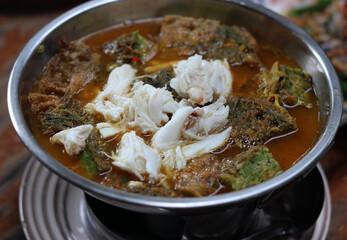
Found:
[290,0,332,16]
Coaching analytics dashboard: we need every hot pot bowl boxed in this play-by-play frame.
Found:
[7,0,343,238]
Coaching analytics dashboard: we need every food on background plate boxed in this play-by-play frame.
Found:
[261,0,347,100]
[28,15,319,197]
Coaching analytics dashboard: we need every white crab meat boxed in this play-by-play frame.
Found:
[51,125,93,156]
[152,100,231,169]
[152,106,194,150]
[170,54,232,105]
[152,97,229,149]
[109,131,161,180]
[85,64,178,134]
[106,64,137,96]
[162,127,231,169]
[183,97,229,140]
[127,82,179,133]
[86,94,133,122]
[96,122,124,138]
[85,64,136,122]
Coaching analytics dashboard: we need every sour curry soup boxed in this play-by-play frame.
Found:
[28,16,319,197]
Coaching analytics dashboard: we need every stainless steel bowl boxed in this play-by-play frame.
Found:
[8,0,342,219]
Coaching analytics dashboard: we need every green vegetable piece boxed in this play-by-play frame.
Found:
[80,130,112,176]
[103,30,153,64]
[133,30,151,62]
[40,98,87,135]
[219,146,282,190]
[80,145,98,176]
[137,66,181,101]
[258,62,313,107]
[37,44,45,54]
[120,175,128,184]
[290,0,332,16]
[84,130,112,174]
[138,66,174,88]
[302,25,313,35]
[40,110,84,133]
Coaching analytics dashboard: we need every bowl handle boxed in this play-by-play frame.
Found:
[340,106,347,127]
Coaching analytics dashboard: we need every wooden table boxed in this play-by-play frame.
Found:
[0,4,346,240]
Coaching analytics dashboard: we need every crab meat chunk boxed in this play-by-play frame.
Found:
[170,54,232,105]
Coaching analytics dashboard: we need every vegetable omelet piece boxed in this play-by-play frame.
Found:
[219,146,282,190]
[227,96,297,148]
